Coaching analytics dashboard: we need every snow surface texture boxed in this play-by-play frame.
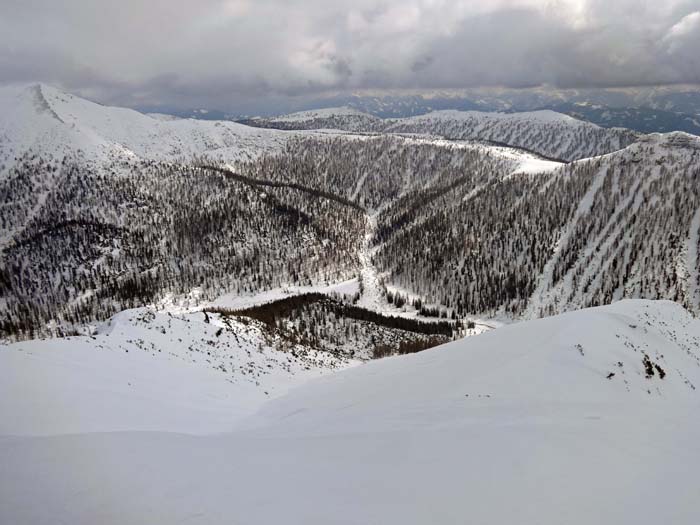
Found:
[2,299,699,524]
[0,308,356,435]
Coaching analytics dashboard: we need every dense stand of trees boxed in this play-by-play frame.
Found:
[0,153,364,338]
[383,114,640,162]
[373,137,700,318]
[207,293,453,359]
[3,132,699,341]
[229,136,512,211]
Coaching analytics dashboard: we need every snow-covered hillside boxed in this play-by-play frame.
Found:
[0,307,357,435]
[2,299,699,524]
[374,130,700,319]
[269,106,376,122]
[243,105,641,161]
[239,106,382,132]
[2,83,699,340]
[527,131,700,317]
[0,83,291,176]
[383,109,641,161]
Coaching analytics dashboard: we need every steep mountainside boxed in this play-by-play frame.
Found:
[2,84,700,340]
[383,110,641,161]
[231,134,522,211]
[0,83,291,176]
[243,107,641,161]
[2,300,699,524]
[374,132,700,318]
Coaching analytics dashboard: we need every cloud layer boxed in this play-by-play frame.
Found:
[1,0,699,110]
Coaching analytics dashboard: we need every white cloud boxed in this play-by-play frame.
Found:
[1,0,699,109]
[664,11,700,51]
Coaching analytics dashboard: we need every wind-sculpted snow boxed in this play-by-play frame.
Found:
[2,300,699,524]
[0,307,358,435]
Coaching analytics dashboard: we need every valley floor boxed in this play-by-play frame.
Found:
[2,300,700,524]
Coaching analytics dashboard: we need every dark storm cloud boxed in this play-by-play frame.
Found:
[1,0,699,110]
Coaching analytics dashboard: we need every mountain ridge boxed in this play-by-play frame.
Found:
[2,84,699,341]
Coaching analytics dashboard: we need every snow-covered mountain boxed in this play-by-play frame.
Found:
[3,83,700,524]
[0,83,291,176]
[243,106,641,161]
[2,299,699,524]
[239,106,382,132]
[0,92,547,339]
[550,102,700,136]
[382,109,641,161]
[375,131,700,318]
[276,86,700,132]
[1,83,699,340]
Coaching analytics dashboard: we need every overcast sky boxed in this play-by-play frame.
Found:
[1,0,699,111]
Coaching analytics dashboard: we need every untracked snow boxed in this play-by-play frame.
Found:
[0,83,293,176]
[1,300,699,524]
[0,308,357,435]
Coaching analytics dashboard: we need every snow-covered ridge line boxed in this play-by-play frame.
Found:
[0,83,295,176]
[266,106,377,122]
[393,108,588,124]
[248,104,642,161]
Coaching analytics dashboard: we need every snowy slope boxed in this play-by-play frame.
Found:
[383,109,641,161]
[245,106,640,161]
[0,307,356,436]
[271,106,376,122]
[0,83,292,176]
[242,106,382,132]
[2,300,699,524]
[373,128,700,319]
[526,131,700,318]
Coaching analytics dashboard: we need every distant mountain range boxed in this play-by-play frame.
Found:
[143,86,700,136]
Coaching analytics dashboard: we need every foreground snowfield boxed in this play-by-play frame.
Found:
[0,309,355,435]
[2,299,700,524]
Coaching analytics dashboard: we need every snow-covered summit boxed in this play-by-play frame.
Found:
[0,83,291,175]
[638,130,700,149]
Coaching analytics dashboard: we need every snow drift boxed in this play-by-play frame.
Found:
[1,299,699,524]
